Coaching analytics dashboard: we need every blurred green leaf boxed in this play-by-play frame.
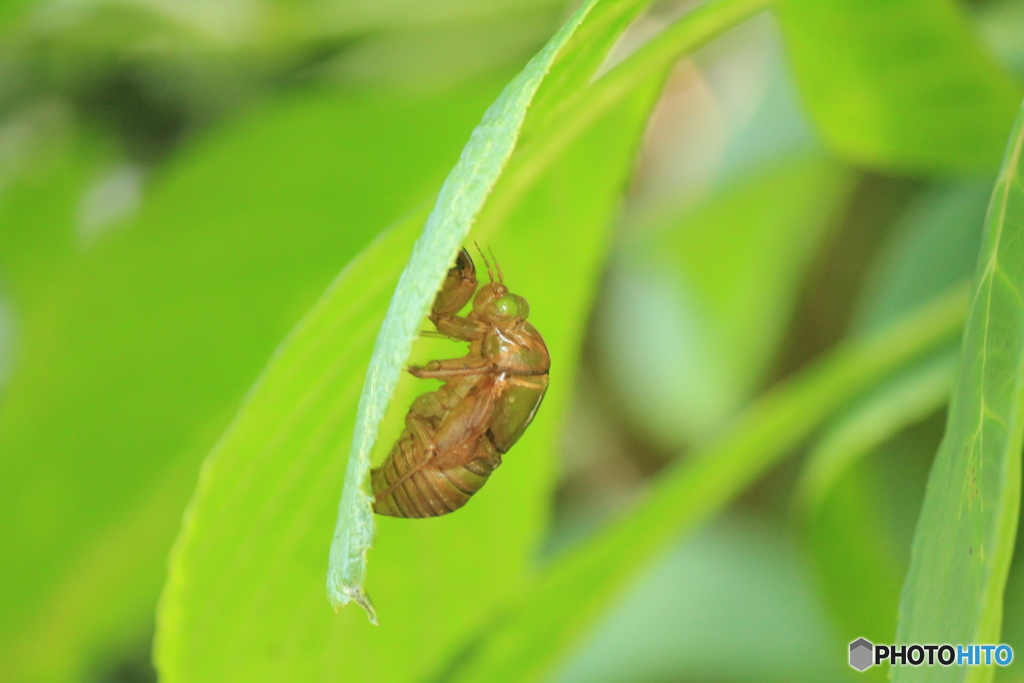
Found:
[0,83,499,683]
[796,353,955,658]
[0,0,31,30]
[21,0,564,51]
[796,177,989,663]
[0,103,102,289]
[855,181,991,332]
[998,519,1024,683]
[154,108,651,672]
[777,0,1023,173]
[805,471,899,683]
[448,286,968,683]
[556,519,859,683]
[309,0,563,34]
[977,0,1024,80]
[330,16,560,90]
[796,355,955,516]
[895,102,1024,681]
[598,157,852,447]
[326,0,657,620]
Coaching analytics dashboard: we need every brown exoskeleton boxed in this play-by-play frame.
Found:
[371,248,550,518]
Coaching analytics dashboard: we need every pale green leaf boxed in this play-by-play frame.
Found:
[325,0,655,621]
[777,0,1023,173]
[894,101,1024,683]
[154,0,787,678]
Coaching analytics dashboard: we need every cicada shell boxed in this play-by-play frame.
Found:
[371,248,550,518]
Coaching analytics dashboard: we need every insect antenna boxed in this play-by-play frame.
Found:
[474,241,495,282]
[488,247,505,283]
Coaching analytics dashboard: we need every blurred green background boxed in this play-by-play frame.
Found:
[2,0,1024,681]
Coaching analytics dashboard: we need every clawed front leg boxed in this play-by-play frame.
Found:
[426,248,480,340]
[430,314,486,341]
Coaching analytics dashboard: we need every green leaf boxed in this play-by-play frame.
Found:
[155,0,787,677]
[598,157,853,447]
[18,0,564,49]
[998,524,1024,683]
[557,519,859,683]
[155,4,673,683]
[977,0,1024,80]
[155,98,659,683]
[854,181,991,332]
[325,0,669,618]
[776,0,1023,173]
[328,0,783,618]
[894,101,1024,682]
[795,354,955,653]
[0,84,497,683]
[795,178,989,657]
[449,287,968,683]
[0,0,31,30]
[804,469,902,682]
[796,355,956,515]
[0,105,105,291]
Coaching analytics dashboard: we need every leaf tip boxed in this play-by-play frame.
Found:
[326,582,378,625]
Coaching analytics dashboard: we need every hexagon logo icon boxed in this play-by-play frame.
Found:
[850,638,874,671]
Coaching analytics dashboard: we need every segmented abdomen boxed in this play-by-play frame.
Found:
[371,432,502,518]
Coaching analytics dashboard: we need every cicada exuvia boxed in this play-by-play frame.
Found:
[371,248,549,518]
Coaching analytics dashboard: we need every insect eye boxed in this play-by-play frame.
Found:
[490,295,528,320]
[491,295,518,318]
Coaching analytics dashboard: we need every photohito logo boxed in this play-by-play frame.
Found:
[849,638,1013,671]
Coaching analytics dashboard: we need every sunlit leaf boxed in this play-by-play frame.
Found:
[325,0,658,621]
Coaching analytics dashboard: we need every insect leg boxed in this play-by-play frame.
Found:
[430,315,486,341]
[420,248,482,342]
[408,357,492,379]
[430,379,500,459]
[431,248,477,318]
